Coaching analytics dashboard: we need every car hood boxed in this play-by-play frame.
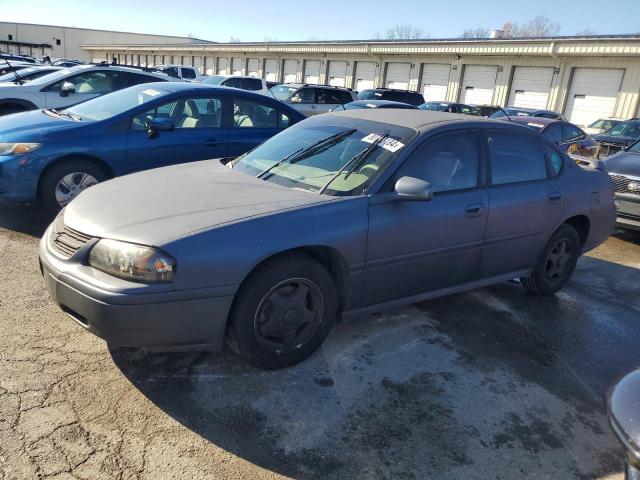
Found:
[0,109,76,140]
[594,134,637,146]
[63,160,337,245]
[602,151,640,177]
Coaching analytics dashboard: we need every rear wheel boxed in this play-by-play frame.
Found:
[227,253,337,369]
[521,224,581,296]
[39,159,107,213]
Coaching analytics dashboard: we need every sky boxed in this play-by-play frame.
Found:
[1,0,639,42]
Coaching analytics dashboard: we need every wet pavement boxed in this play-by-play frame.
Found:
[1,204,639,479]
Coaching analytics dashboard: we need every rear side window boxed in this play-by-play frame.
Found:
[127,72,165,86]
[164,67,180,78]
[542,123,563,143]
[241,78,263,91]
[223,78,243,89]
[564,124,585,142]
[487,131,548,185]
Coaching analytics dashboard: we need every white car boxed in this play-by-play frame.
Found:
[583,117,625,135]
[0,64,176,115]
[152,64,207,82]
[201,75,270,95]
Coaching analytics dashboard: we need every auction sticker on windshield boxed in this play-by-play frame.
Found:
[142,89,162,97]
[361,133,405,153]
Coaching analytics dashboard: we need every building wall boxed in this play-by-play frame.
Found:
[0,22,201,61]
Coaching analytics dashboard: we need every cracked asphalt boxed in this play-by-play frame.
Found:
[1,204,640,479]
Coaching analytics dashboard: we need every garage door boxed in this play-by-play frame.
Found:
[564,68,625,127]
[217,58,228,75]
[508,66,555,110]
[232,57,244,75]
[193,56,202,73]
[204,57,215,75]
[264,59,278,81]
[304,60,321,84]
[328,61,347,87]
[247,58,260,77]
[355,62,376,91]
[460,65,498,105]
[283,60,297,83]
[421,64,450,102]
[385,62,411,90]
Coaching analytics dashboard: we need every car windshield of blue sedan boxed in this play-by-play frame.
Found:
[231,118,414,196]
[63,85,169,121]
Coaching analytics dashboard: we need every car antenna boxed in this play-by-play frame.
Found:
[3,57,23,85]
[496,106,511,121]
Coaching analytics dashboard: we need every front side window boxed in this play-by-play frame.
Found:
[231,118,415,195]
[181,68,196,79]
[223,77,243,89]
[397,132,479,193]
[488,131,548,185]
[271,85,298,102]
[49,71,122,95]
[132,96,222,130]
[291,88,314,104]
[164,67,180,78]
[233,98,287,128]
[127,72,165,86]
[242,78,263,91]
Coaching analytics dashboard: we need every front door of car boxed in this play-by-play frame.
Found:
[225,96,294,158]
[43,70,125,109]
[478,130,563,278]
[363,130,488,306]
[289,87,316,116]
[125,95,228,173]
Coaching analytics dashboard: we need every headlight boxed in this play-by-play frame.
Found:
[89,239,176,283]
[0,143,41,155]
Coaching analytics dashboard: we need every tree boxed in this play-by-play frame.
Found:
[375,24,428,40]
[508,15,560,37]
[229,36,241,43]
[461,27,490,39]
[575,28,596,36]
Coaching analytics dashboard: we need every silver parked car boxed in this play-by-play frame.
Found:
[39,110,616,369]
[270,83,356,116]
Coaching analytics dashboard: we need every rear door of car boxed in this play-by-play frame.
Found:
[289,87,316,116]
[364,129,488,305]
[478,129,563,278]
[125,93,228,172]
[226,95,296,157]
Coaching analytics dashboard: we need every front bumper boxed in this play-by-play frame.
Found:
[615,194,640,231]
[39,225,235,351]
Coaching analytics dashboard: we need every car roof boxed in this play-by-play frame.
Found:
[362,88,420,94]
[328,108,505,130]
[350,99,411,106]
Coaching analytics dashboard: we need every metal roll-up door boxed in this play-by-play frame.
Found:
[217,58,228,75]
[283,60,298,83]
[232,57,244,75]
[460,65,498,105]
[385,62,411,89]
[421,64,450,102]
[304,60,321,84]
[193,56,202,73]
[264,59,278,81]
[247,58,260,77]
[328,61,347,87]
[564,68,625,127]
[205,57,215,75]
[507,66,555,110]
[355,62,376,91]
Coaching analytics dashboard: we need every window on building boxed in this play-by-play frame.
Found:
[56,39,61,46]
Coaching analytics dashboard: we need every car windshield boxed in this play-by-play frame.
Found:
[589,119,608,128]
[271,85,298,101]
[605,121,640,137]
[628,141,640,153]
[231,116,415,196]
[63,84,169,121]
[419,102,449,111]
[202,75,226,85]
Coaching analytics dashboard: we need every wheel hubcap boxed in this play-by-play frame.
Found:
[254,278,324,354]
[54,172,98,207]
[545,239,573,283]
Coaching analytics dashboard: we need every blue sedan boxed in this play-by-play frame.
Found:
[0,82,304,211]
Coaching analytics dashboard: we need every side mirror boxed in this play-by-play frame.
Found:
[290,96,302,104]
[394,176,433,201]
[608,369,640,478]
[59,81,75,97]
[146,117,175,138]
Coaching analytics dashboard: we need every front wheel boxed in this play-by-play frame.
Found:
[39,159,107,213]
[227,253,338,369]
[521,224,581,296]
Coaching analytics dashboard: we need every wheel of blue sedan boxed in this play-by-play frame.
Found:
[228,253,338,369]
[39,159,107,213]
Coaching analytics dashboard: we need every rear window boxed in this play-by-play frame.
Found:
[381,91,424,105]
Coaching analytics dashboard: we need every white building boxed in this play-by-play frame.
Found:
[84,35,640,126]
[0,21,209,61]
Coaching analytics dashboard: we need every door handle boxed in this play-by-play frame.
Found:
[203,139,221,146]
[465,203,484,216]
[310,104,317,109]
[548,192,562,201]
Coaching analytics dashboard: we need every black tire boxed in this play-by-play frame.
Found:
[227,253,338,369]
[521,224,581,296]
[39,159,108,213]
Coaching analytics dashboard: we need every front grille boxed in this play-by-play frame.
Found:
[610,175,633,194]
[597,142,625,158]
[50,216,93,258]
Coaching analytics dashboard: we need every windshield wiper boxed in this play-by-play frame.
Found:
[256,128,357,179]
[319,133,390,194]
[53,109,81,121]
